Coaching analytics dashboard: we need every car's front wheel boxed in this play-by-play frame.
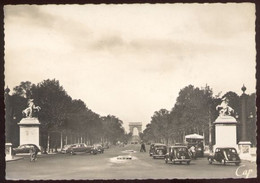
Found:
[221,159,226,165]
[165,157,168,164]
[235,162,240,166]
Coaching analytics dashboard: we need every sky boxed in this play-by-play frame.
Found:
[4,3,256,132]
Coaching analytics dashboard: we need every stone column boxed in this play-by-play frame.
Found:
[240,85,248,141]
[238,85,252,158]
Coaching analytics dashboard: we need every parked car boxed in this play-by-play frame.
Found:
[61,144,74,154]
[64,143,97,155]
[93,144,104,153]
[165,146,191,165]
[13,144,40,155]
[151,143,167,159]
[208,147,240,166]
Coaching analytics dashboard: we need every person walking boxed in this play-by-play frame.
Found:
[30,146,38,162]
[140,141,146,152]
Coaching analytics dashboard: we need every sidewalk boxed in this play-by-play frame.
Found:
[6,151,59,162]
[240,154,256,163]
[240,147,257,162]
[6,156,24,162]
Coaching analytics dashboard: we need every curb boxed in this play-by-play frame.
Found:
[6,157,24,162]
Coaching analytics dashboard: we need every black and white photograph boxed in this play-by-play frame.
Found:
[4,3,257,180]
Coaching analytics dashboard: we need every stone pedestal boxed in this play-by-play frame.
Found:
[213,115,237,151]
[5,143,13,161]
[18,118,40,148]
[238,141,252,160]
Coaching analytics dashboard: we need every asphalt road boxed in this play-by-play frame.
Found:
[6,144,257,180]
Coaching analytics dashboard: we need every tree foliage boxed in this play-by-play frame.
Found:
[143,84,256,146]
[9,79,126,149]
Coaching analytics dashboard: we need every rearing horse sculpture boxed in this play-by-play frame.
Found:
[22,99,41,118]
[216,97,234,116]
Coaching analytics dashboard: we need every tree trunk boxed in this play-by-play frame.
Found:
[183,130,186,143]
[202,128,205,147]
[47,132,50,153]
[60,132,63,149]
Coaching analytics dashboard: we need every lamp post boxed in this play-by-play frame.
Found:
[5,87,14,161]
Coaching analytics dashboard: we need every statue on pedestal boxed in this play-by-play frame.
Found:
[216,97,234,116]
[22,99,41,118]
[19,98,41,148]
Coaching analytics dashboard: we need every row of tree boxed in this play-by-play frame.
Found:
[141,85,256,146]
[5,79,129,152]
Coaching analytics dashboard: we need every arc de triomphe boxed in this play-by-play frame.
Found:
[129,122,142,136]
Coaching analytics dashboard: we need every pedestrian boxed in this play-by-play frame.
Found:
[30,146,38,162]
[140,141,146,152]
[142,143,146,152]
[189,145,196,159]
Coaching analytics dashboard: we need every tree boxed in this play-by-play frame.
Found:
[13,81,35,98]
[142,123,156,143]
[150,109,171,144]
[172,85,214,143]
[101,115,125,144]
[222,91,240,117]
[31,79,72,151]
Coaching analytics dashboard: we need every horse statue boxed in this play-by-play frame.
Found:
[216,97,234,116]
[22,99,41,118]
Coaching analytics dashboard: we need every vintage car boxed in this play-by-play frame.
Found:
[13,144,40,155]
[64,143,97,155]
[93,144,104,153]
[61,144,74,154]
[151,143,167,159]
[208,147,241,166]
[165,146,191,165]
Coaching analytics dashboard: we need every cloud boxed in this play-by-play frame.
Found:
[5,5,56,28]
[193,3,255,39]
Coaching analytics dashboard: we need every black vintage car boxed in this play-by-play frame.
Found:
[208,147,240,166]
[64,143,97,155]
[13,144,40,155]
[150,143,167,159]
[165,146,191,165]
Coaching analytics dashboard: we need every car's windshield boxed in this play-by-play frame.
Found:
[223,148,237,154]
[177,147,188,152]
